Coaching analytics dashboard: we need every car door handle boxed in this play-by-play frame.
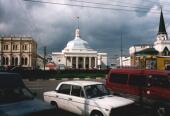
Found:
[68,98,72,101]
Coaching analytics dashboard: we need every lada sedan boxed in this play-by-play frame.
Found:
[44,81,135,116]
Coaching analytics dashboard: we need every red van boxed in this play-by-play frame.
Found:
[105,69,170,116]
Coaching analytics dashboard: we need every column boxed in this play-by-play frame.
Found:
[89,57,91,69]
[76,57,78,69]
[94,57,97,68]
[70,57,73,68]
[0,55,1,66]
[83,57,86,69]
[29,54,32,67]
[18,56,20,66]
[65,57,67,68]
[9,56,11,66]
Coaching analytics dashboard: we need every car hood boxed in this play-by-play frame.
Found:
[0,98,53,116]
[89,95,134,110]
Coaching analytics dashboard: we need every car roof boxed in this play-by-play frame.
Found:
[0,72,25,88]
[60,81,102,86]
[110,68,169,74]
[0,72,18,75]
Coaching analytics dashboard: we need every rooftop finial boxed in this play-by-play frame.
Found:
[75,16,80,38]
[77,16,79,29]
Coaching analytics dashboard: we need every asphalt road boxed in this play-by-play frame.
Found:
[23,79,151,116]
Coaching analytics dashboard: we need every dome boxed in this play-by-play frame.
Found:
[65,28,91,49]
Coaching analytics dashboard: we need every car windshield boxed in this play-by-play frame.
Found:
[84,84,110,98]
[0,87,34,105]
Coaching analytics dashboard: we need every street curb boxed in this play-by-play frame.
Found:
[84,78,91,80]
[96,77,102,80]
[49,78,56,81]
[61,78,69,81]
[73,78,80,80]
[24,77,105,81]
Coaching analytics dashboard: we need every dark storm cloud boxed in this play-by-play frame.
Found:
[134,0,160,16]
[0,0,170,64]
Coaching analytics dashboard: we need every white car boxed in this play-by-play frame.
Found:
[44,81,135,116]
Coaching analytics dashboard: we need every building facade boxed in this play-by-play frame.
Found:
[128,9,170,70]
[52,28,107,69]
[0,36,37,69]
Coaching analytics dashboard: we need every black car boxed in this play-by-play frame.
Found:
[0,72,55,116]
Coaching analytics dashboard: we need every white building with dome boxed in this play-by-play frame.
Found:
[52,28,107,69]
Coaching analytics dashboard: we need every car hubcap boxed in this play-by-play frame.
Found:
[94,114,100,116]
[157,107,166,116]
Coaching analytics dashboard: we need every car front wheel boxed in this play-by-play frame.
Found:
[91,111,103,116]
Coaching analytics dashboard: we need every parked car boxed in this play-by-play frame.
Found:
[43,81,135,116]
[105,68,170,116]
[0,72,55,116]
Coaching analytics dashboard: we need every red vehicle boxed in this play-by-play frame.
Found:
[105,69,170,116]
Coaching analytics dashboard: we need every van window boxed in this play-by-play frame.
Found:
[129,75,148,87]
[110,74,128,84]
[150,75,170,89]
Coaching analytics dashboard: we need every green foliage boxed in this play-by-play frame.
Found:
[9,69,109,80]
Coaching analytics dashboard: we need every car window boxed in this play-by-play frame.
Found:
[71,85,84,97]
[58,84,71,95]
[84,84,110,98]
[0,87,34,105]
[110,73,128,84]
[150,75,170,89]
[129,75,148,87]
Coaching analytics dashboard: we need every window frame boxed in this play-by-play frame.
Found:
[149,74,170,89]
[58,84,71,95]
[3,44,9,50]
[129,74,148,87]
[70,85,85,98]
[109,73,128,84]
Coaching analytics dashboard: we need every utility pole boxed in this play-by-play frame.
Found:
[43,46,47,71]
[120,32,123,68]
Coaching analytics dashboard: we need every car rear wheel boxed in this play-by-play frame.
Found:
[154,105,167,116]
[51,101,59,111]
[91,111,103,116]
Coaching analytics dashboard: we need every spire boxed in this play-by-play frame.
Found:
[75,28,80,38]
[77,16,79,29]
[158,8,167,35]
[75,17,80,38]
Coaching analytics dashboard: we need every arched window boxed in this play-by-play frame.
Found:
[21,57,24,65]
[2,57,5,65]
[12,57,15,66]
[24,57,28,65]
[5,57,9,65]
[15,57,18,66]
[21,57,28,65]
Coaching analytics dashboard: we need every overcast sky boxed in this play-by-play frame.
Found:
[0,0,170,63]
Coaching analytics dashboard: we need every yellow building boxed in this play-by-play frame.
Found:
[157,56,170,70]
[0,36,37,69]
